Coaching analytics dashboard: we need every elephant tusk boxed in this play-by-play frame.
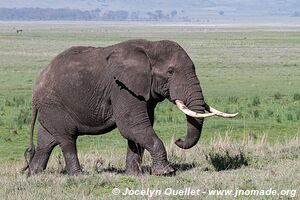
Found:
[205,104,239,118]
[175,100,216,118]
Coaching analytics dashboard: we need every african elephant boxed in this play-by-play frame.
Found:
[22,39,237,176]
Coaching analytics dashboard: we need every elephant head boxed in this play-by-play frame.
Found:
[113,40,238,149]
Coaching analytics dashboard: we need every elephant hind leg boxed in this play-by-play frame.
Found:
[38,107,81,176]
[28,125,58,176]
[59,140,82,175]
[125,140,144,175]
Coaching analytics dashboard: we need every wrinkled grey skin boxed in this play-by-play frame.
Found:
[23,39,207,176]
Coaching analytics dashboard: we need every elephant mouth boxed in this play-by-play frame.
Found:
[175,100,239,119]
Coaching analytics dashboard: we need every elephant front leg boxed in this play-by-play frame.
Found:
[118,122,175,176]
[112,91,175,176]
[143,133,176,176]
[125,140,144,175]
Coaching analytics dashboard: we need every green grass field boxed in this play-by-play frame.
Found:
[0,22,299,199]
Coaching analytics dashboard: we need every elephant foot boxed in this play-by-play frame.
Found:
[125,168,142,176]
[152,163,176,176]
[27,168,42,177]
[125,163,143,176]
[27,163,45,176]
[67,168,82,176]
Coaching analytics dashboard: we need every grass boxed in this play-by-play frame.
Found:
[1,135,299,199]
[0,22,299,199]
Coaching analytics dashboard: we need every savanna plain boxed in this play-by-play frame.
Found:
[0,22,299,199]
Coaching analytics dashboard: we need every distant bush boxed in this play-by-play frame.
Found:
[228,96,238,104]
[274,92,283,100]
[266,109,274,117]
[218,10,225,16]
[276,114,282,123]
[292,11,300,17]
[296,110,300,120]
[287,113,294,121]
[293,93,300,101]
[253,110,259,119]
[251,96,260,106]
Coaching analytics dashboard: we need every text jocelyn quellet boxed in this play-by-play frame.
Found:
[116,187,297,198]
[121,187,204,197]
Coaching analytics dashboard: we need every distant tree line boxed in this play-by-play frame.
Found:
[0,8,101,20]
[0,7,184,21]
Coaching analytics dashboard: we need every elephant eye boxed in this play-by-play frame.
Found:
[167,67,174,77]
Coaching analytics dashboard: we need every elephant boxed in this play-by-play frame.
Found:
[22,39,238,176]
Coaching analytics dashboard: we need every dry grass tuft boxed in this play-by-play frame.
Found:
[205,134,249,171]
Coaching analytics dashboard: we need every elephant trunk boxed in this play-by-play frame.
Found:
[174,79,206,149]
[175,99,205,149]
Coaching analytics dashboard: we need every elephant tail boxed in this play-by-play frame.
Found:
[21,107,38,172]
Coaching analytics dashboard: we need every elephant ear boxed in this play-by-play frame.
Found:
[107,46,152,101]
